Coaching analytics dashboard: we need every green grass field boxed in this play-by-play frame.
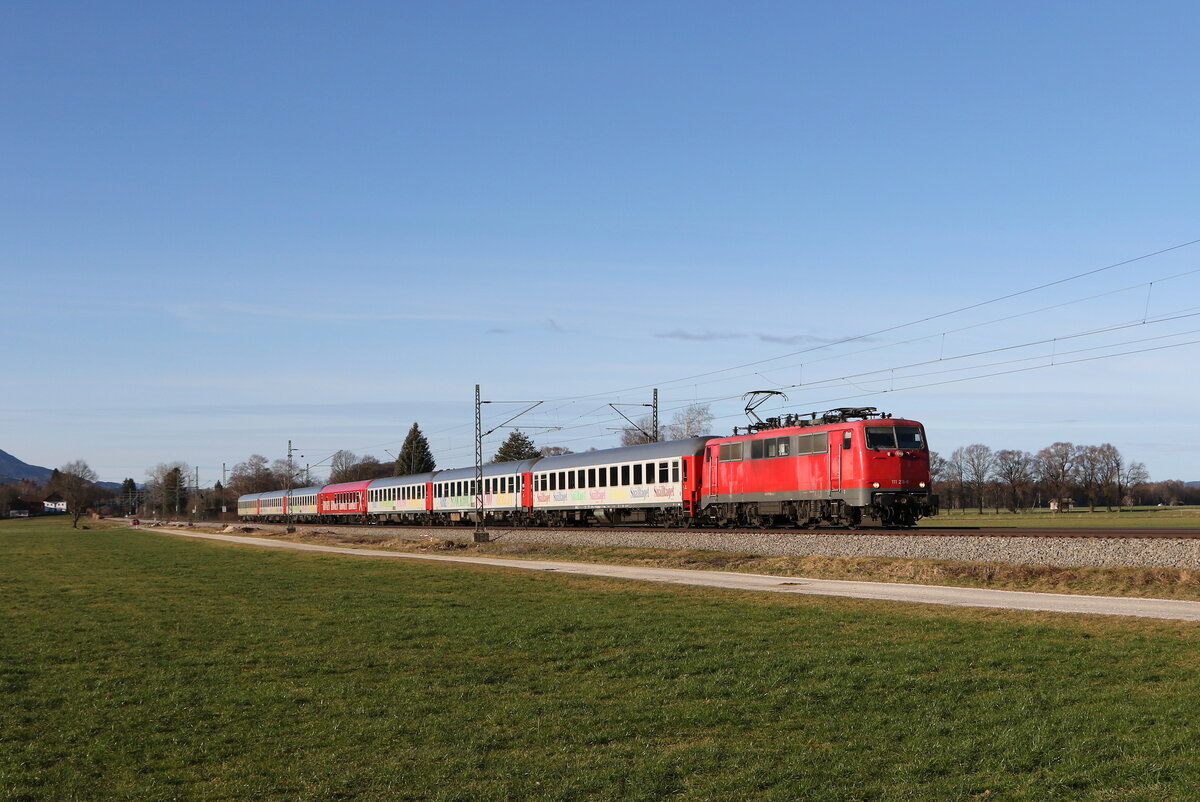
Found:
[921,506,1200,528]
[4,518,1200,801]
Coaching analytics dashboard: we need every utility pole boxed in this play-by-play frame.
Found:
[652,388,659,443]
[221,462,228,514]
[286,440,298,528]
[474,384,555,542]
[609,389,659,443]
[475,384,484,541]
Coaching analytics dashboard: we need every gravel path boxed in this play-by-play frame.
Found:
[197,521,1200,569]
[146,526,1200,621]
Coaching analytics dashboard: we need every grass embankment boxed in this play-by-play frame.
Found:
[4,518,1200,800]
[921,506,1200,528]
[230,524,1200,602]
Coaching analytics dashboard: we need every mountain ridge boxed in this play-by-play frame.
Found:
[0,449,54,484]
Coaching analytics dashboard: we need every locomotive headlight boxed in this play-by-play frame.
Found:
[872,482,880,488]
[919,482,926,488]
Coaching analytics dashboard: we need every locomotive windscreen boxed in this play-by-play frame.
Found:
[865,426,925,450]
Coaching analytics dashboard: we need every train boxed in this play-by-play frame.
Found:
[238,407,938,529]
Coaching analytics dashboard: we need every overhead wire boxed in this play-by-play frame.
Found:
[333,237,1200,465]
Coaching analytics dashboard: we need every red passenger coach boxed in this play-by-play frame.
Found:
[700,407,937,528]
[318,480,371,522]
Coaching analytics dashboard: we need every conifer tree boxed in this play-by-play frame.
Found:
[492,429,540,463]
[395,422,436,476]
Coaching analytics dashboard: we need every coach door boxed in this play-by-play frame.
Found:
[831,430,851,492]
[707,445,719,498]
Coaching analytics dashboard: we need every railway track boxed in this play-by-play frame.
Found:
[211,520,1200,540]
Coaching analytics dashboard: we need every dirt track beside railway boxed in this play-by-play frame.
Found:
[192,520,1200,569]
[144,526,1200,621]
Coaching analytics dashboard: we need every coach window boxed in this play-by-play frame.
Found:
[672,461,680,482]
[610,466,619,486]
[598,467,607,487]
[587,468,596,488]
[568,471,575,490]
[511,476,517,493]
[659,462,668,483]
[621,465,630,485]
[633,463,643,484]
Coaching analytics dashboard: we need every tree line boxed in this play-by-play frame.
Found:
[931,441,1196,512]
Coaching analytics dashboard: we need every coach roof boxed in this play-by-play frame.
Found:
[432,459,540,483]
[368,473,437,489]
[533,437,713,472]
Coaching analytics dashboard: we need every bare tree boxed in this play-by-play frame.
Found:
[992,450,1034,512]
[328,451,393,482]
[227,455,275,497]
[944,448,967,510]
[538,446,574,456]
[1035,442,1078,512]
[620,414,661,446]
[1075,445,1112,513]
[959,444,995,513]
[145,461,191,517]
[328,450,359,483]
[1086,443,1134,512]
[1120,461,1150,506]
[666,403,714,439]
[59,460,99,529]
[927,450,948,486]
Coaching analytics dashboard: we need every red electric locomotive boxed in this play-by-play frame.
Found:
[699,407,937,528]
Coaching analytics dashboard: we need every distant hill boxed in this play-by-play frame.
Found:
[0,449,54,484]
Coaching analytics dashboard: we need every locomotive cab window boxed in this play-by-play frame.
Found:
[865,427,897,449]
[865,426,925,450]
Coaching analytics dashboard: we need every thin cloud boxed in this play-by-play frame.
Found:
[757,333,841,345]
[657,330,858,345]
[656,330,747,341]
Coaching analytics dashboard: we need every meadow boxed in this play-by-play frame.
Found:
[921,505,1200,528]
[3,517,1200,801]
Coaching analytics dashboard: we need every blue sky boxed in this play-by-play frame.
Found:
[4,1,1199,484]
